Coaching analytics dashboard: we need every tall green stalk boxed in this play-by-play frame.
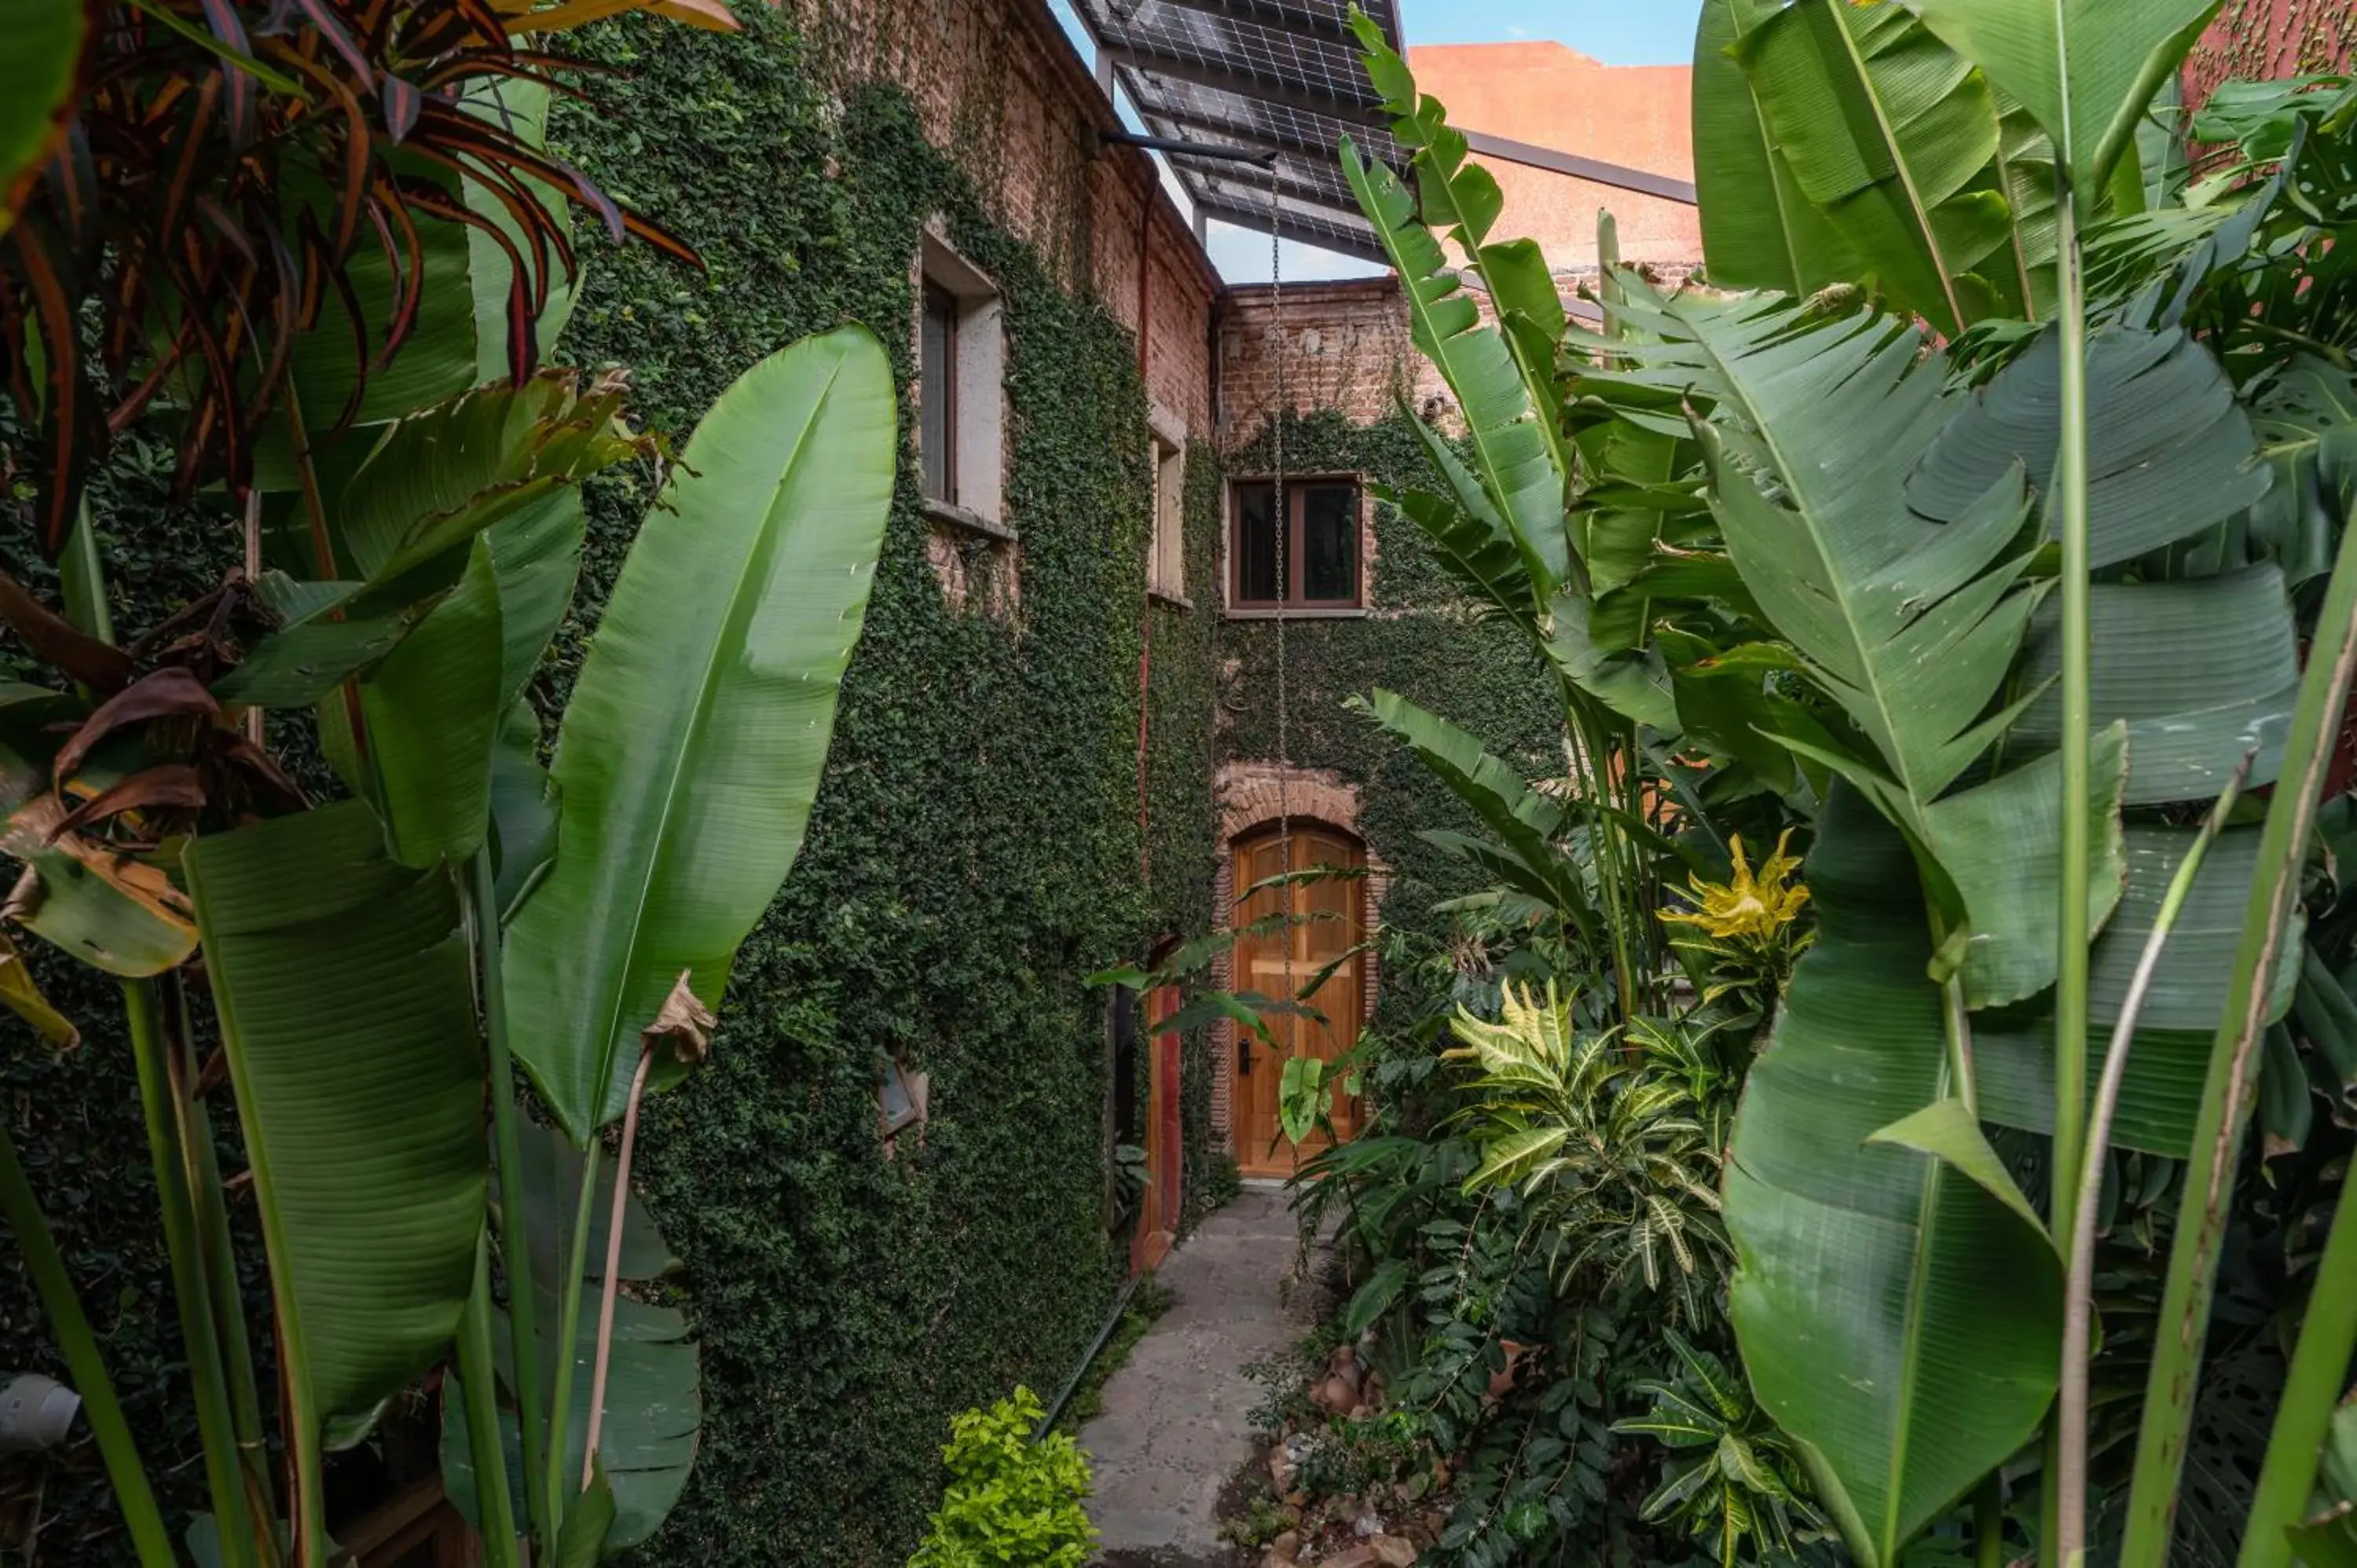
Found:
[2121,515,2357,1568]
[544,1141,602,1533]
[167,974,279,1537]
[126,979,258,1568]
[2238,1171,2357,1568]
[0,1116,178,1566]
[2050,172,2094,1238]
[457,1232,522,1567]
[471,847,553,1559]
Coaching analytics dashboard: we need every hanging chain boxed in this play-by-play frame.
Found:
[1269,168,1296,1022]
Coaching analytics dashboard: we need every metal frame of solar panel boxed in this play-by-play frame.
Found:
[1074,0,1409,262]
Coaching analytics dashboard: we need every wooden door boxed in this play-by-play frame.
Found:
[1232,825,1365,1175]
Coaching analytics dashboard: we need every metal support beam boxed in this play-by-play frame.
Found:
[1101,129,1278,165]
[1178,160,1354,218]
[1459,128,1698,207]
[1131,99,1358,166]
[1193,195,1385,266]
[1103,46,1387,130]
[1119,0,1363,48]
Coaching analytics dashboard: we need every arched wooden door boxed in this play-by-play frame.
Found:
[1232,823,1365,1175]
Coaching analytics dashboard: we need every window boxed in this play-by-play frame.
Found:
[1230,478,1361,609]
[919,282,958,505]
[915,231,1005,529]
[1149,432,1185,599]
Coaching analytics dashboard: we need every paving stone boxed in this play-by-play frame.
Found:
[1081,1186,1316,1562]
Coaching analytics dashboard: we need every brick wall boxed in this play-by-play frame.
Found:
[788,0,1219,446]
[1219,277,1442,444]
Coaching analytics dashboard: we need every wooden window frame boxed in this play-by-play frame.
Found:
[919,280,959,508]
[1227,476,1362,610]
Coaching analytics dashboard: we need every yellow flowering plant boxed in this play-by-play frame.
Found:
[1659,830,1813,1016]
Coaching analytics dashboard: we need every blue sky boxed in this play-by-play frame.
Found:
[1049,0,1703,281]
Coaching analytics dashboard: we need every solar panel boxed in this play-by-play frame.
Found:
[1073,0,1408,263]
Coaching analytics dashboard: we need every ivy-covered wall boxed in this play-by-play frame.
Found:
[1215,408,1563,1039]
[543,9,1226,1562]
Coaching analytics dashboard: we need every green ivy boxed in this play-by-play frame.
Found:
[537,12,1226,1562]
[1214,408,1563,1037]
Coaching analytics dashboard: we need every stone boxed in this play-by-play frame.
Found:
[1318,1548,1378,1568]
[1315,1374,1359,1414]
[1369,1537,1418,1567]
[1269,1529,1301,1561]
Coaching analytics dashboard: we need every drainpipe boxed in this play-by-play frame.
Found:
[1134,170,1157,881]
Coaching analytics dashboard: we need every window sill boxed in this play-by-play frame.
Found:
[1149,585,1194,611]
[923,497,1017,543]
[1223,605,1369,621]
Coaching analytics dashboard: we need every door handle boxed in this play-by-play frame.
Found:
[1237,1035,1254,1075]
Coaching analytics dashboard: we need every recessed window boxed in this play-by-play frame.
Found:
[916,231,1005,529]
[878,1057,929,1147]
[1149,433,1185,599]
[1230,478,1361,609]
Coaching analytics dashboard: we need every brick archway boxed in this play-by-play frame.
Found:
[1208,762,1387,1145]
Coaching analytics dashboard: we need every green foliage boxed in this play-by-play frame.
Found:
[1612,1330,1826,1568]
[907,1389,1095,1568]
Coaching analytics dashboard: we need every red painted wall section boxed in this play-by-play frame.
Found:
[2185,0,2354,112]
[1406,42,1701,272]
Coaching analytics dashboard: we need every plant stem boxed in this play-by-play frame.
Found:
[545,1138,602,1531]
[0,1116,178,1566]
[2120,514,2357,1568]
[1566,688,1639,1026]
[457,1230,522,1567]
[127,978,258,1568]
[582,1047,656,1486]
[472,848,553,1559]
[158,971,278,1539]
[2051,170,2094,1240]
[1975,1473,2005,1568]
[2237,1161,2357,1568]
[2058,760,2249,1568]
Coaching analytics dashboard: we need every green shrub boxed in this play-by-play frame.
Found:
[908,1388,1096,1568]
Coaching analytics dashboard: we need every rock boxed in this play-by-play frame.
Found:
[1369,1537,1418,1567]
[1329,1344,1364,1394]
[1354,1511,1384,1537]
[1259,1551,1293,1568]
[1363,1371,1386,1409]
[1315,1373,1359,1414]
[1269,1529,1301,1562]
[1287,1489,1308,1509]
[1319,1549,1378,1568]
[1348,1403,1370,1421]
[1268,1448,1297,1490]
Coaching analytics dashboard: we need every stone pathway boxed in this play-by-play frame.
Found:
[1082,1185,1315,1567]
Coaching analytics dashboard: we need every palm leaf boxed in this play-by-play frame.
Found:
[504,327,895,1141]
[1337,127,1567,600]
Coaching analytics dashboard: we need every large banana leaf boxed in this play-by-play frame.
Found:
[1725,787,2062,1568]
[1739,0,2012,337]
[221,376,639,709]
[1975,826,2305,1156]
[443,1125,698,1556]
[1897,0,2221,196]
[2010,570,2300,805]
[504,326,896,1141]
[1673,294,2035,833]
[183,803,487,1445]
[1909,326,2269,570]
[0,0,81,236]
[1692,0,1857,297]
[363,540,505,869]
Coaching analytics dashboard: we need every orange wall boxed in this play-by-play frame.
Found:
[1408,42,1701,271]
